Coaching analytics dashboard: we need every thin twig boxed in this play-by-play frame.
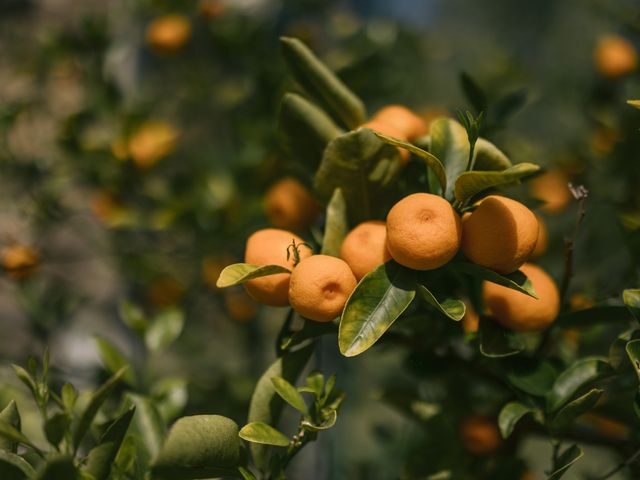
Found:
[560,183,589,302]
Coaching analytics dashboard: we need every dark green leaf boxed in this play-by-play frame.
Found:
[0,420,42,456]
[238,466,257,480]
[73,367,127,451]
[280,37,366,129]
[271,377,307,414]
[454,163,540,203]
[239,422,289,447]
[339,261,416,357]
[493,89,528,124]
[417,285,465,321]
[623,289,640,321]
[0,449,35,479]
[44,412,70,448]
[546,358,611,412]
[473,138,511,171]
[301,408,337,431]
[459,72,488,114]
[479,316,525,358]
[216,264,290,288]
[498,402,535,438]
[370,129,447,193]
[626,339,640,379]
[34,455,77,480]
[634,389,640,420]
[95,337,134,385]
[547,445,583,480]
[430,118,470,199]
[506,361,557,396]
[448,263,537,298]
[84,407,135,480]
[278,92,343,171]
[0,401,21,453]
[279,319,336,353]
[550,389,603,433]
[145,308,184,352]
[321,188,348,257]
[152,415,245,479]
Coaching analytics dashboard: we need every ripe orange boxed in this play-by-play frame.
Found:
[128,121,177,169]
[1,245,39,280]
[146,15,192,55]
[483,263,560,332]
[288,255,357,322]
[461,195,538,274]
[461,300,479,334]
[594,35,637,79]
[386,193,461,270]
[243,229,311,307]
[339,221,391,281]
[529,169,571,214]
[372,105,428,140]
[264,177,320,231]
[530,215,548,259]
[460,415,502,455]
[361,119,410,163]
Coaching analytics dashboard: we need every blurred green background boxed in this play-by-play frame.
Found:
[1,0,639,478]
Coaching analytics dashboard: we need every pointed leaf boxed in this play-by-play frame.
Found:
[628,100,640,109]
[124,394,166,459]
[417,285,465,321]
[301,408,337,431]
[216,264,290,288]
[84,407,135,480]
[321,188,348,257]
[339,261,416,357]
[547,445,583,480]
[145,308,184,352]
[479,316,525,358]
[0,449,35,479]
[455,163,540,203]
[474,138,511,171]
[280,36,366,129]
[623,289,640,321]
[370,129,446,193]
[239,422,289,447]
[61,384,78,412]
[11,366,36,398]
[550,389,603,433]
[34,455,77,480]
[626,339,640,380]
[0,420,42,456]
[44,412,70,448]
[506,361,557,396]
[430,118,470,199]
[95,337,134,385]
[271,377,307,414]
[152,415,245,479]
[448,262,537,298]
[460,72,488,114]
[238,466,257,480]
[0,401,21,453]
[498,402,535,438]
[546,357,611,412]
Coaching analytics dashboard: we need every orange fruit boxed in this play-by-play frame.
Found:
[569,293,595,311]
[461,195,538,274]
[529,169,571,214]
[1,245,39,280]
[461,300,479,334]
[288,255,357,322]
[264,177,320,231]
[128,121,177,169]
[386,193,461,270]
[460,416,502,455]
[594,35,637,79]
[339,221,392,281]
[198,0,225,18]
[360,119,410,163]
[146,14,192,54]
[372,105,429,140]
[531,215,548,258]
[243,229,311,307]
[483,263,560,332]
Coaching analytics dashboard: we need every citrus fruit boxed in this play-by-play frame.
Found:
[531,215,548,258]
[128,121,177,169]
[529,169,571,214]
[460,415,502,455]
[264,177,320,231]
[339,220,391,281]
[594,34,637,79]
[461,195,538,274]
[1,244,39,280]
[288,255,357,322]
[461,300,479,334]
[386,193,461,270]
[361,119,410,163]
[372,105,428,140]
[224,289,258,322]
[483,263,560,332]
[146,14,192,54]
[243,228,311,307]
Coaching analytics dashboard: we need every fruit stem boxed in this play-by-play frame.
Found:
[286,240,312,266]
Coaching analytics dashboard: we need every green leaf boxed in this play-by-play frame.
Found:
[280,36,366,129]
[321,188,348,257]
[339,261,416,357]
[95,337,135,385]
[506,361,557,396]
[547,445,583,480]
[301,408,337,431]
[279,319,337,353]
[216,264,291,288]
[238,466,257,480]
[623,289,640,321]
[11,365,36,398]
[626,339,640,380]
[44,412,70,448]
[247,343,315,471]
[417,285,465,321]
[315,128,402,224]
[145,308,184,352]
[628,100,640,109]
[34,455,77,480]
[546,357,611,412]
[61,384,78,412]
[73,367,127,451]
[459,72,488,114]
[84,407,135,480]
[124,394,166,459]
[119,301,148,334]
[474,138,511,171]
[270,377,307,414]
[0,420,42,456]
[454,163,540,203]
[278,92,343,171]
[304,371,324,397]
[239,422,289,447]
[498,402,535,438]
[448,262,537,298]
[152,415,245,479]
[0,449,35,479]
[550,389,603,433]
[0,401,21,453]
[479,316,525,358]
[430,118,470,199]
[370,129,447,193]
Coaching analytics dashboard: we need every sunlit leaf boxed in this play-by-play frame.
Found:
[454,163,540,203]
[474,138,511,170]
[271,377,307,414]
[321,188,348,257]
[623,289,640,322]
[447,262,537,298]
[239,422,289,447]
[417,285,465,321]
[216,263,290,288]
[301,408,337,431]
[430,118,470,199]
